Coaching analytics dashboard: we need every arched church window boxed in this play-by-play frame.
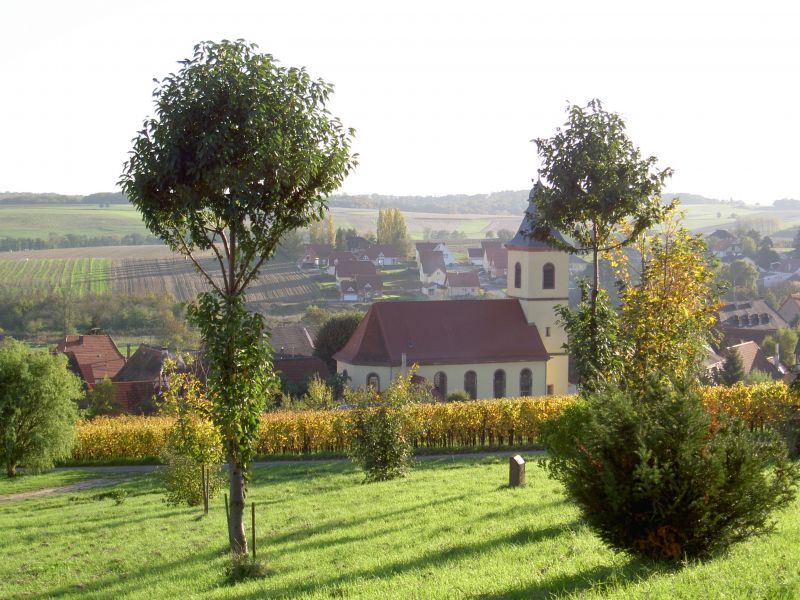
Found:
[514,262,522,288]
[433,371,447,399]
[519,368,532,396]
[493,369,506,399]
[367,372,380,391]
[464,371,477,400]
[543,263,555,289]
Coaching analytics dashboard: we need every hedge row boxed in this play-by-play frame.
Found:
[72,384,799,461]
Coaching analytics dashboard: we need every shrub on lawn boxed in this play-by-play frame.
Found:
[347,370,420,482]
[158,366,226,507]
[543,378,800,561]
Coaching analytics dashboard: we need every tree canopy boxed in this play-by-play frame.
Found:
[119,39,355,557]
[0,338,82,476]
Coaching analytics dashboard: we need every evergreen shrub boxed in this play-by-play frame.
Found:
[543,378,800,561]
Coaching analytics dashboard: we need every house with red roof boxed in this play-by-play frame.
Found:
[485,246,508,279]
[415,242,455,266]
[298,244,333,269]
[418,250,447,286]
[335,183,569,398]
[467,248,484,266]
[445,271,480,297]
[335,260,377,282]
[361,244,400,266]
[340,274,384,302]
[55,334,126,386]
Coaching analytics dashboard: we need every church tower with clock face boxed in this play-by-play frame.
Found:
[505,183,569,395]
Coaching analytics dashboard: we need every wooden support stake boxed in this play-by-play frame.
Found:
[201,464,208,515]
[224,493,232,547]
[251,502,256,559]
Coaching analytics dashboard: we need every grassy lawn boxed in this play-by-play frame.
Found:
[1,457,798,599]
[0,204,150,239]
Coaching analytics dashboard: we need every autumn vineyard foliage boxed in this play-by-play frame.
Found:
[69,384,800,461]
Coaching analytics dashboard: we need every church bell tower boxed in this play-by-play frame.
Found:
[505,183,569,394]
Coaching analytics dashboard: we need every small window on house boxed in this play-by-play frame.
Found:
[464,371,477,400]
[545,327,551,337]
[547,384,554,395]
[493,369,506,399]
[433,371,447,400]
[520,369,532,396]
[367,373,380,391]
[543,263,555,289]
[514,262,522,289]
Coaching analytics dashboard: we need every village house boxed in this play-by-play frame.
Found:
[706,340,788,381]
[340,274,384,302]
[445,270,481,297]
[778,293,800,326]
[418,250,447,287]
[481,239,503,271]
[297,243,333,269]
[55,334,126,386]
[716,300,788,346]
[485,245,508,279]
[705,229,742,261]
[325,250,356,275]
[467,248,484,266]
[335,260,377,283]
[360,244,400,266]
[335,184,569,398]
[415,241,455,266]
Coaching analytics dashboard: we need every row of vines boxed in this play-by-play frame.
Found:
[72,383,800,461]
[0,258,110,295]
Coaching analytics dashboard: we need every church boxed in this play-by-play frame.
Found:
[333,185,569,398]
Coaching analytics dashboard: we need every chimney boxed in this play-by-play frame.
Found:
[401,352,407,374]
[126,343,131,360]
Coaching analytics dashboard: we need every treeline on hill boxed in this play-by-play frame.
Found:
[328,190,530,214]
[0,232,162,252]
[0,287,196,347]
[0,192,128,205]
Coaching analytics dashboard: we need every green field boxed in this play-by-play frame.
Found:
[0,204,150,239]
[0,258,111,294]
[1,457,798,599]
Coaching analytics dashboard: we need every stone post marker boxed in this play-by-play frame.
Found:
[509,454,525,487]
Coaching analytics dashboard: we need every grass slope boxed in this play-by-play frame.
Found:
[1,457,798,599]
[0,204,149,239]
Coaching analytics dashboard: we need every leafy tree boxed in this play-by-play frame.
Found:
[775,327,798,366]
[556,281,625,392]
[313,312,363,372]
[761,335,777,357]
[792,229,800,258]
[717,259,758,300]
[376,208,411,257]
[531,99,673,363]
[158,363,226,507]
[495,228,514,242]
[720,346,745,386]
[744,369,774,385]
[0,339,82,476]
[756,236,780,270]
[120,40,355,556]
[335,227,357,250]
[273,229,306,263]
[617,222,720,388]
[347,369,420,482]
[484,230,496,239]
[84,377,124,418]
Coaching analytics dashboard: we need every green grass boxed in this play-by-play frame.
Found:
[1,457,798,598]
[0,204,150,239]
[0,257,111,295]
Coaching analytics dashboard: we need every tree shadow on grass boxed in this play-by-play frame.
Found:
[231,521,580,599]
[24,545,228,600]
[473,557,675,599]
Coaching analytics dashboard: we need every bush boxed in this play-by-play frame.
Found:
[347,370,418,482]
[158,367,226,507]
[0,338,83,476]
[543,378,800,561]
[445,390,470,402]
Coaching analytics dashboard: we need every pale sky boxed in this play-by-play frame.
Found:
[1,0,798,203]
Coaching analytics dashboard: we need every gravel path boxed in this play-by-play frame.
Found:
[0,478,118,502]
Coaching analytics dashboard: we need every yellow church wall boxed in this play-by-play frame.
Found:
[337,360,548,398]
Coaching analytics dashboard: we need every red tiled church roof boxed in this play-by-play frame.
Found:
[334,299,548,367]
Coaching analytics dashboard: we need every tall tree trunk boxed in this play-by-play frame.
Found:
[590,223,599,371]
[6,463,16,477]
[227,449,248,555]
